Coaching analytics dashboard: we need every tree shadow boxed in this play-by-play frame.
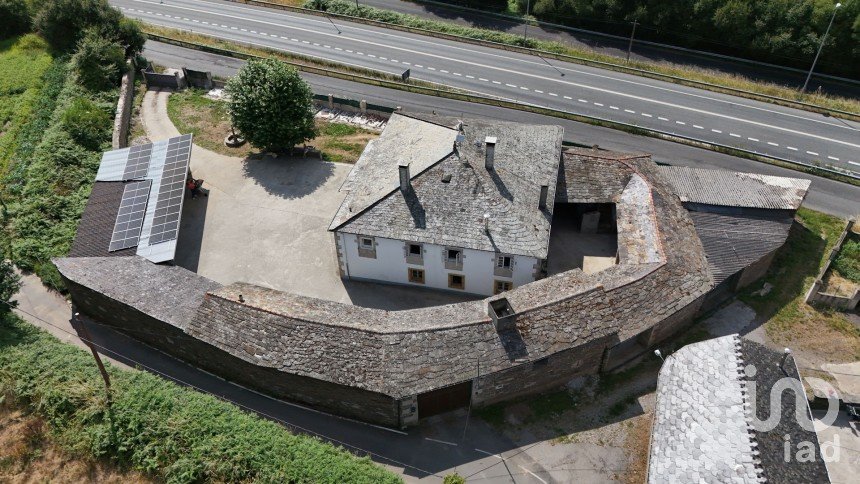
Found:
[241,155,335,200]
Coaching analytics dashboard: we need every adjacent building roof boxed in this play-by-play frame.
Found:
[649,335,830,484]
[70,182,138,258]
[657,166,811,210]
[330,113,564,258]
[689,210,794,284]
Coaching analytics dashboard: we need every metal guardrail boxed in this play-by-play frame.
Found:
[224,0,860,122]
[145,33,860,183]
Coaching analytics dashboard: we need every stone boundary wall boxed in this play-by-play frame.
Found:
[805,219,859,311]
[111,63,135,149]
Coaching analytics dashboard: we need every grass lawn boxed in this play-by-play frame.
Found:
[740,208,860,363]
[167,88,379,162]
[0,35,53,175]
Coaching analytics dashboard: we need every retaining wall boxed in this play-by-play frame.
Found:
[805,220,858,311]
[112,64,135,149]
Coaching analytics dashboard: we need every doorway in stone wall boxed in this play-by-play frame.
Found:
[417,380,472,418]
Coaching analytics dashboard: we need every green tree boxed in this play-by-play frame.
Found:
[33,0,145,55]
[0,0,31,40]
[0,260,22,313]
[71,29,126,91]
[227,59,316,152]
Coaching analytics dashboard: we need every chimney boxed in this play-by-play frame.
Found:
[539,185,549,209]
[398,162,410,192]
[484,136,497,170]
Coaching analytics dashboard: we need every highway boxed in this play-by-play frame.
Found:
[112,0,860,175]
[144,40,860,218]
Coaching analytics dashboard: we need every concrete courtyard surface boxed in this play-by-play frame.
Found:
[813,410,860,484]
[141,89,475,310]
[546,208,617,276]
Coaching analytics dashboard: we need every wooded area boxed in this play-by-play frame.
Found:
[442,0,860,78]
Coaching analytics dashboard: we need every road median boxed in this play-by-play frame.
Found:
[142,30,860,186]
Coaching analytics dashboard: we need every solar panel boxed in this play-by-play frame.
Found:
[122,144,153,180]
[146,134,192,245]
[108,180,152,251]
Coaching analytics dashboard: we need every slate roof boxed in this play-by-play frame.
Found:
[649,335,765,483]
[658,166,810,210]
[689,210,794,284]
[330,113,564,258]
[649,335,831,484]
[69,182,137,258]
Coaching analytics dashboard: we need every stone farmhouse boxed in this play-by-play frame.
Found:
[56,115,811,428]
[329,114,563,296]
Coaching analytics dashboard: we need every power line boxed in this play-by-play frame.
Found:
[4,301,443,479]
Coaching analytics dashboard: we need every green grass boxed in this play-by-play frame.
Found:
[832,235,860,284]
[0,314,401,483]
[166,88,237,155]
[0,35,53,174]
[740,208,860,360]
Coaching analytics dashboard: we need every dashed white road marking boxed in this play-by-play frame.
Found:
[492,80,501,84]
[693,124,703,129]
[675,121,686,125]
[453,72,462,76]
[711,129,722,133]
[427,67,435,70]
[624,109,635,113]
[439,69,449,73]
[563,95,572,99]
[424,437,457,446]
[787,146,798,151]
[849,161,860,167]
[520,86,529,90]
[465,75,473,78]
[767,142,779,146]
[505,83,517,87]
[534,90,543,93]
[610,106,619,110]
[578,99,588,103]
[828,156,840,161]
[479,78,489,82]
[658,117,669,121]
[593,102,603,106]
[730,133,741,138]
[642,113,652,117]
[748,137,759,142]
[806,151,819,156]
[548,92,558,97]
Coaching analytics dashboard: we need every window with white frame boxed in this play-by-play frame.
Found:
[496,255,513,269]
[494,280,513,294]
[447,249,462,263]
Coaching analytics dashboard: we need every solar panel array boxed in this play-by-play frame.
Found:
[108,180,152,251]
[97,134,194,261]
[148,135,192,245]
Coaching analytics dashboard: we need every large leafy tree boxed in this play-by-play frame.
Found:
[33,0,145,55]
[227,59,316,152]
[0,0,31,40]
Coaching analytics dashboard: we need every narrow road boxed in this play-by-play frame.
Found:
[113,0,860,175]
[144,40,860,218]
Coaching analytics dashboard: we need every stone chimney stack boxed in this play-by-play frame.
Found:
[539,185,549,209]
[484,136,497,170]
[399,162,410,192]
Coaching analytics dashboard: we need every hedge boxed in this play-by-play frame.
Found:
[0,314,401,483]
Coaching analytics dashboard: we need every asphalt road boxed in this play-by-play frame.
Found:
[361,0,860,98]
[113,0,860,175]
[144,40,860,218]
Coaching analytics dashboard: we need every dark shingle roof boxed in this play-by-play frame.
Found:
[740,339,831,484]
[69,182,136,258]
[689,210,793,284]
[332,113,564,258]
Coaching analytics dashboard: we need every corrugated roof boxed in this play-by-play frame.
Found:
[658,166,810,210]
[689,210,792,284]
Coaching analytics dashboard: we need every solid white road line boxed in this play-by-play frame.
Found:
[474,448,504,459]
[424,437,457,446]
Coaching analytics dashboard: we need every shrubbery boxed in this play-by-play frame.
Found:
[0,0,31,40]
[33,0,145,54]
[61,96,113,149]
[0,260,21,312]
[833,237,860,283]
[0,316,402,483]
[71,29,126,91]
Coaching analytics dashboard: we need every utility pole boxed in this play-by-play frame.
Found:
[74,312,112,403]
[626,20,638,63]
[523,0,531,42]
[802,2,841,93]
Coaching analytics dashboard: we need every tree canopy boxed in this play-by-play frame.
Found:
[227,59,316,152]
[33,0,145,55]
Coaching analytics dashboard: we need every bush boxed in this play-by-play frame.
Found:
[443,473,466,484]
[33,0,145,55]
[71,29,125,91]
[227,58,316,152]
[833,237,860,283]
[0,0,31,40]
[0,316,402,483]
[0,260,21,312]
[61,96,112,149]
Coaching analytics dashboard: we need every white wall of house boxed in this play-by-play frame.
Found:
[337,232,538,296]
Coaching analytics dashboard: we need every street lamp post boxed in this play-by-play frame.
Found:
[802,2,841,93]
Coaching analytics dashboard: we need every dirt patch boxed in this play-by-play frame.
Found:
[0,403,151,484]
[166,89,379,162]
[822,271,859,298]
